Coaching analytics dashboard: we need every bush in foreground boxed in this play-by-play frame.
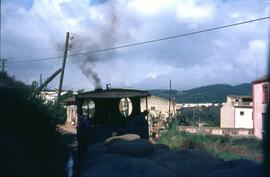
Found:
[0,72,66,176]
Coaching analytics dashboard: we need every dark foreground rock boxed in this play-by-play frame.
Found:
[80,135,262,177]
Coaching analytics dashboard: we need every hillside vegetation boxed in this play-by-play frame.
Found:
[177,106,221,127]
[149,83,252,103]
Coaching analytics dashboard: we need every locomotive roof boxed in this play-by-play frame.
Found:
[76,88,150,99]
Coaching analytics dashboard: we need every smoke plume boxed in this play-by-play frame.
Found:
[80,55,102,89]
[71,1,123,89]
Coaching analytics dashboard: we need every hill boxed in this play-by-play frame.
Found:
[148,83,252,103]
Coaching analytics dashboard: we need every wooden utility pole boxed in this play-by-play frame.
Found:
[56,32,70,111]
[33,68,62,97]
[168,80,172,118]
[39,73,43,87]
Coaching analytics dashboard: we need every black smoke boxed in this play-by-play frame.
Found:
[71,1,123,89]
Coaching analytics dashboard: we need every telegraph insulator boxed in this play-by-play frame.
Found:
[69,44,72,48]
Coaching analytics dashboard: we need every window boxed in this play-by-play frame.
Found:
[82,100,95,118]
[262,84,269,103]
[119,98,133,117]
[151,106,156,110]
[240,111,244,116]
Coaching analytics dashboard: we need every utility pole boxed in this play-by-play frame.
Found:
[39,73,43,87]
[168,80,172,119]
[1,59,7,72]
[56,32,70,112]
[33,68,62,97]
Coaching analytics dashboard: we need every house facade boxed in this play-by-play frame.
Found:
[140,96,181,132]
[140,95,180,117]
[64,96,77,125]
[220,95,253,129]
[253,76,269,139]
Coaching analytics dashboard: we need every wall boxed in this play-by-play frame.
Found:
[177,126,253,136]
[66,105,77,125]
[220,97,235,128]
[141,96,172,117]
[234,107,253,128]
[253,82,269,139]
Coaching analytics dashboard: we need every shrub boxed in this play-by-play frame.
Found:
[179,139,205,149]
[157,129,262,161]
[0,72,66,176]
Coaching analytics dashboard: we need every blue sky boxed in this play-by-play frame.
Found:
[1,0,269,90]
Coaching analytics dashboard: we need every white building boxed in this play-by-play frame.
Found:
[178,103,221,108]
[140,96,180,118]
[40,90,67,103]
[234,107,253,128]
[220,95,253,129]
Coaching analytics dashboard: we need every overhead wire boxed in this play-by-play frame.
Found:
[7,56,62,64]
[6,16,270,64]
[5,0,71,65]
[50,0,70,32]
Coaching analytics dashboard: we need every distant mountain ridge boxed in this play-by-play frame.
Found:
[148,83,252,103]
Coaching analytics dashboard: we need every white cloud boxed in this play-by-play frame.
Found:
[177,0,215,23]
[1,0,269,90]
[128,0,175,15]
[249,40,266,50]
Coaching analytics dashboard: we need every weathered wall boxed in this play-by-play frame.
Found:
[177,126,253,136]
[141,96,173,117]
[253,82,269,139]
[220,97,235,128]
[66,105,77,124]
[234,107,253,128]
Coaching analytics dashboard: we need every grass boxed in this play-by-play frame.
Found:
[157,130,262,162]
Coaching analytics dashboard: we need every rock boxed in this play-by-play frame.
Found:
[191,159,262,177]
[153,150,220,177]
[104,134,140,145]
[81,153,177,177]
[107,139,154,157]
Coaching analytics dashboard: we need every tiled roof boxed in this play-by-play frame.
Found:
[252,75,270,84]
[227,95,252,99]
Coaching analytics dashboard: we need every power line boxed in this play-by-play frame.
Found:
[7,56,62,64]
[70,16,270,57]
[6,16,270,64]
[50,0,70,32]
